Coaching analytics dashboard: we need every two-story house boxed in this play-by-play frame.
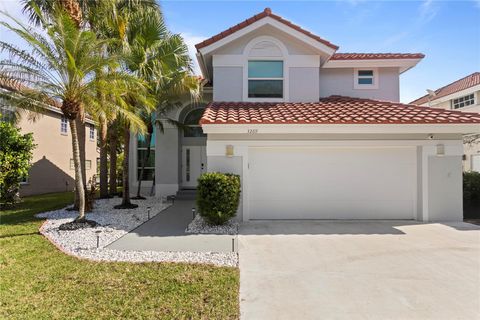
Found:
[129,8,480,222]
[411,72,480,172]
[1,104,98,196]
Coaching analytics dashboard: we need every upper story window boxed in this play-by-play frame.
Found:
[89,125,95,141]
[248,60,284,98]
[452,93,475,109]
[354,68,378,89]
[60,116,68,134]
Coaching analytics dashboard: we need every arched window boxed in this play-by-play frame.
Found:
[183,108,206,137]
[243,36,288,101]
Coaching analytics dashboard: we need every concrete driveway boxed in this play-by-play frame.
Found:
[238,221,480,320]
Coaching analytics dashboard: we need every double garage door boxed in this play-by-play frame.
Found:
[248,147,417,220]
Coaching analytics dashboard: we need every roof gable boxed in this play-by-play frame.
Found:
[195,8,338,54]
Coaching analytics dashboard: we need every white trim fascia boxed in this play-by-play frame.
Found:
[213,54,320,68]
[198,17,336,56]
[196,52,210,81]
[201,123,480,135]
[422,85,480,106]
[323,58,423,73]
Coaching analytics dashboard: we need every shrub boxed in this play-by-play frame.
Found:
[464,171,480,202]
[0,121,35,205]
[196,172,241,225]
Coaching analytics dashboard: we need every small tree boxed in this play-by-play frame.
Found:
[0,121,35,205]
[196,173,241,225]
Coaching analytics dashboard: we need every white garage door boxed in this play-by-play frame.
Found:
[248,147,417,220]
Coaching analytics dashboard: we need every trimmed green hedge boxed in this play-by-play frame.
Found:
[196,172,241,225]
[464,171,480,202]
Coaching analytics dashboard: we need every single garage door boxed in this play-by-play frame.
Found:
[248,146,417,219]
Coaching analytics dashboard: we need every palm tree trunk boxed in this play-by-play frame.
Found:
[99,116,109,198]
[114,124,137,209]
[69,119,85,221]
[73,118,87,210]
[108,125,118,196]
[135,133,151,199]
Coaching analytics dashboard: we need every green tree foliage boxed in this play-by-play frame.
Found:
[464,171,480,202]
[0,121,35,204]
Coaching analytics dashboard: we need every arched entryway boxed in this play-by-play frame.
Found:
[179,104,207,189]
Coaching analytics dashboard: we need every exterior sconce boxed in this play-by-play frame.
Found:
[436,144,445,157]
[226,145,234,157]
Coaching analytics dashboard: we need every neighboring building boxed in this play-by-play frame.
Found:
[1,105,98,196]
[130,8,480,222]
[410,72,480,172]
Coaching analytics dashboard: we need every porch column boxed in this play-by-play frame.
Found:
[155,119,179,197]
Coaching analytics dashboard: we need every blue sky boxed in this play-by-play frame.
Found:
[1,0,479,102]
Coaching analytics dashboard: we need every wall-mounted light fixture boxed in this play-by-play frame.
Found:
[226,145,234,157]
[436,144,445,156]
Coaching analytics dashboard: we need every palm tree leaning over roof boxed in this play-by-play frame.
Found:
[0,8,150,221]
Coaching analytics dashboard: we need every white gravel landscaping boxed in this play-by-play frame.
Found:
[36,197,238,267]
[186,215,239,235]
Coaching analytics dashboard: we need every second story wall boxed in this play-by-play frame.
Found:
[18,110,98,196]
[319,67,400,101]
[211,26,323,103]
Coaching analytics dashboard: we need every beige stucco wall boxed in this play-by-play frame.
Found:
[18,110,98,196]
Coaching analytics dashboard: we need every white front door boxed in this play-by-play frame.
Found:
[182,146,206,188]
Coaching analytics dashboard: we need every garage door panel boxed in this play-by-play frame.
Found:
[248,147,416,219]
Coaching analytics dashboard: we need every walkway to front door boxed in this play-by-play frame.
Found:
[107,199,236,253]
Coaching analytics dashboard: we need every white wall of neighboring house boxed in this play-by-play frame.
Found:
[419,88,480,172]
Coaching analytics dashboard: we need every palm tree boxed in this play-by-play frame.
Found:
[0,8,149,221]
[123,7,200,200]
[21,0,158,199]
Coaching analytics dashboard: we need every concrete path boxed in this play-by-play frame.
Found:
[238,220,480,320]
[107,200,236,253]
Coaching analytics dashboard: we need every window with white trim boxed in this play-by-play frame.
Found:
[137,133,155,181]
[354,68,378,89]
[89,125,95,141]
[70,159,92,170]
[452,93,475,109]
[248,60,284,98]
[60,116,68,134]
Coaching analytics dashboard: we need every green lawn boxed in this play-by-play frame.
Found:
[0,192,239,319]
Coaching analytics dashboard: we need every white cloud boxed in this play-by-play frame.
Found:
[181,32,207,77]
[418,0,439,24]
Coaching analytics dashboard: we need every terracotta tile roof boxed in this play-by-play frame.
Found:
[331,53,425,60]
[410,72,480,105]
[200,96,480,125]
[195,8,338,51]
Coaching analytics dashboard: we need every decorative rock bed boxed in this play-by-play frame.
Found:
[36,197,238,267]
[186,215,239,235]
